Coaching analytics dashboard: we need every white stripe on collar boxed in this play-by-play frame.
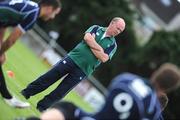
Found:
[101,31,106,39]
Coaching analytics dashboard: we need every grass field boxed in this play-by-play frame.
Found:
[0,40,93,120]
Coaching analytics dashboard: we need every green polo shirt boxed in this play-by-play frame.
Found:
[68,25,117,76]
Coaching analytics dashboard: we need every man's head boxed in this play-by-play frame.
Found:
[39,0,61,21]
[49,101,78,120]
[106,17,126,37]
[40,108,65,120]
[26,108,65,120]
[150,63,180,93]
[32,101,77,120]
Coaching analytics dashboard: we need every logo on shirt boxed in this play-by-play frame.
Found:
[63,60,67,64]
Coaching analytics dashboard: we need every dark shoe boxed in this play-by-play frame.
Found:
[37,98,50,112]
[36,106,45,112]
[37,103,46,112]
[21,90,30,99]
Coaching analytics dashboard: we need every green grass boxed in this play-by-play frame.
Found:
[0,40,93,120]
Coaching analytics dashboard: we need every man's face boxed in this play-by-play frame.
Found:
[107,20,125,37]
[42,6,61,21]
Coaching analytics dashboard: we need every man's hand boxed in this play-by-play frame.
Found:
[84,33,103,51]
[84,33,109,62]
[0,54,6,65]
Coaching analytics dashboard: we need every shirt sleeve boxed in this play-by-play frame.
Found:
[104,42,117,60]
[85,25,99,34]
[18,9,39,33]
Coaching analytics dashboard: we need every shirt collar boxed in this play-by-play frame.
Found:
[101,28,111,39]
[101,31,106,39]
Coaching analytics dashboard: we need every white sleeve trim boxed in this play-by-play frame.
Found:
[17,24,26,34]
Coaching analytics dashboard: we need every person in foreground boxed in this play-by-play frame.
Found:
[21,17,126,111]
[0,0,61,108]
[25,63,180,120]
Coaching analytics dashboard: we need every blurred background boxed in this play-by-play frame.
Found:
[1,0,180,119]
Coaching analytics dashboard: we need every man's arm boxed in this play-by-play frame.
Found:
[0,28,6,47]
[0,26,23,55]
[84,33,103,51]
[0,28,7,64]
[90,48,109,63]
[84,33,109,62]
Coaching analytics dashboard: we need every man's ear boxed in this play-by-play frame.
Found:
[158,92,168,111]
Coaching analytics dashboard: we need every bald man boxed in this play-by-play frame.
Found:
[22,17,126,111]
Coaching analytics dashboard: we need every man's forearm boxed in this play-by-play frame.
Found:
[0,40,16,55]
[84,33,103,51]
[0,28,6,49]
[0,26,23,55]
[91,48,109,63]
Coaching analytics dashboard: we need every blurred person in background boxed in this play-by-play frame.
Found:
[21,17,126,111]
[24,63,180,120]
[0,0,61,108]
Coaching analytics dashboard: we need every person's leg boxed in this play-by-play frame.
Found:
[0,28,30,108]
[0,28,12,98]
[37,62,86,111]
[0,64,30,108]
[21,57,73,99]
[0,65,12,99]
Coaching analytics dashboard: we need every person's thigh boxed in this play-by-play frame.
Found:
[70,67,86,82]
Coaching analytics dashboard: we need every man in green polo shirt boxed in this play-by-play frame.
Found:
[21,17,126,111]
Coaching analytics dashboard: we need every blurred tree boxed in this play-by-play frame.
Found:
[134,30,180,77]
